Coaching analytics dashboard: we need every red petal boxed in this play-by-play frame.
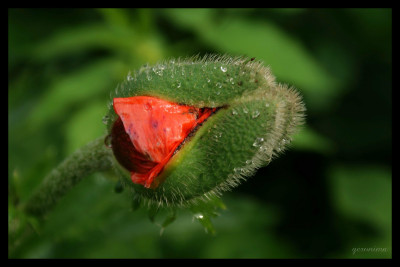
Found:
[112,96,215,188]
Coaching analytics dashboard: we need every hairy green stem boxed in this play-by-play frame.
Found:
[23,136,113,218]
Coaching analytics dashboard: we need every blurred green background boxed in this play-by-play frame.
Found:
[8,8,392,258]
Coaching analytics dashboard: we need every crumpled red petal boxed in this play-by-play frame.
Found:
[112,96,215,188]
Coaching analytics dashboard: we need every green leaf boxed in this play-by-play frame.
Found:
[64,99,108,155]
[29,58,124,130]
[163,9,340,112]
[30,25,135,62]
[329,164,392,258]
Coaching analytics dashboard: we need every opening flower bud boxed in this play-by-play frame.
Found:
[104,55,305,207]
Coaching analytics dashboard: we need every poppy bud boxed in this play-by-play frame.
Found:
[104,55,305,207]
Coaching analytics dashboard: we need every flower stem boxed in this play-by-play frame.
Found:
[23,135,113,218]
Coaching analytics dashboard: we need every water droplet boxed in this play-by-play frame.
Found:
[104,134,112,148]
[126,72,133,81]
[193,213,216,234]
[102,115,109,125]
[155,65,166,76]
[259,145,268,152]
[252,110,260,118]
[220,66,227,72]
[193,213,204,220]
[213,132,222,140]
[253,137,264,147]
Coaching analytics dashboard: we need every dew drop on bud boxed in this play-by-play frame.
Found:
[253,137,264,147]
[259,145,268,152]
[193,213,204,220]
[252,110,260,118]
[104,134,112,148]
[102,115,109,125]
